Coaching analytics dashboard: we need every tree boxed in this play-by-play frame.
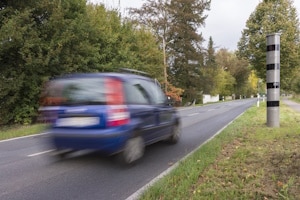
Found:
[167,0,210,102]
[0,0,100,124]
[0,1,52,124]
[216,68,236,97]
[129,0,171,41]
[129,0,211,102]
[248,70,260,95]
[0,1,165,125]
[201,36,218,95]
[129,0,180,92]
[237,0,300,91]
[216,49,250,97]
[88,4,164,77]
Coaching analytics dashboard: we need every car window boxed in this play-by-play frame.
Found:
[124,82,150,105]
[40,78,106,106]
[139,79,166,105]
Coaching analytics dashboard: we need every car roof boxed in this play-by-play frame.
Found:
[51,72,153,82]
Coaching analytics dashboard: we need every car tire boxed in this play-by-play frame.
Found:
[119,136,145,165]
[166,123,181,144]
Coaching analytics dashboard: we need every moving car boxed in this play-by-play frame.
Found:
[39,70,181,164]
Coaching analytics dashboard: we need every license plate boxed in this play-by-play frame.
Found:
[56,117,99,127]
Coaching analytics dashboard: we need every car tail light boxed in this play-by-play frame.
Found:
[107,105,130,127]
[104,78,129,126]
[105,78,124,105]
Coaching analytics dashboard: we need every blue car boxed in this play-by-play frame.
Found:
[39,70,181,164]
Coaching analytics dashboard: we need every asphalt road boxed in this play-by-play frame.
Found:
[282,98,300,112]
[0,99,256,200]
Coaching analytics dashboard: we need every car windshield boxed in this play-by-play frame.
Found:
[40,78,107,106]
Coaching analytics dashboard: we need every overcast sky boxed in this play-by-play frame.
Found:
[90,0,300,51]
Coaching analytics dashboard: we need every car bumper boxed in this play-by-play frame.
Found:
[48,128,131,154]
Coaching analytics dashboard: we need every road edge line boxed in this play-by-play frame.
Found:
[0,132,49,143]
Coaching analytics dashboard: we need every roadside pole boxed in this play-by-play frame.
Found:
[266,33,280,127]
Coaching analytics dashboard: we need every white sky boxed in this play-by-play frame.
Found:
[90,0,300,51]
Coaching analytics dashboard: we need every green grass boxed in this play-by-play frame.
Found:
[0,124,48,140]
[140,102,300,199]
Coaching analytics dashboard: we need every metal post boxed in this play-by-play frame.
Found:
[266,33,280,127]
[162,38,168,93]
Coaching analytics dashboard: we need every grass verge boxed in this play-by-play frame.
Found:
[140,102,300,199]
[0,124,48,140]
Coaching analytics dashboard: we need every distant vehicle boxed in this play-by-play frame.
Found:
[39,70,181,165]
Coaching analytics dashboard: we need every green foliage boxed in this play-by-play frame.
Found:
[87,4,163,76]
[215,49,251,97]
[0,7,42,124]
[237,0,300,91]
[168,0,210,102]
[201,37,218,95]
[215,68,236,96]
[0,1,164,125]
[129,28,164,78]
[201,44,251,97]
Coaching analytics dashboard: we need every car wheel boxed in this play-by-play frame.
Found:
[119,136,145,165]
[166,123,181,144]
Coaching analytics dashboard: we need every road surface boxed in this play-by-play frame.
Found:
[0,99,256,200]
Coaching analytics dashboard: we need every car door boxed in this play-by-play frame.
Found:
[124,80,160,143]
[139,79,174,139]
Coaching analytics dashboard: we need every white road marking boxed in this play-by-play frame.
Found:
[0,132,49,143]
[27,149,55,157]
[187,113,199,117]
